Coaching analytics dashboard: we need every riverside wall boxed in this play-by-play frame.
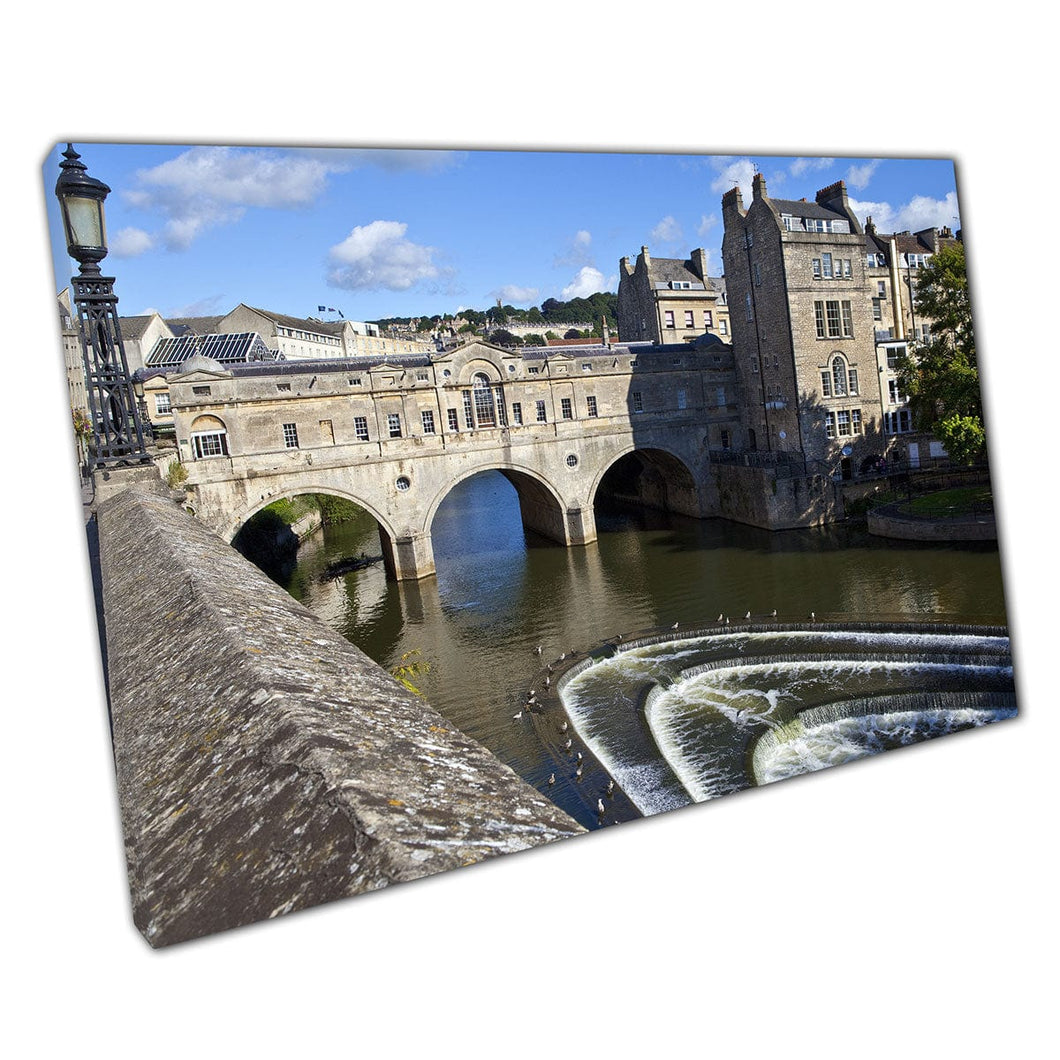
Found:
[96,483,583,947]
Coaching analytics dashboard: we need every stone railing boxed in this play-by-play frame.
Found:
[96,483,583,946]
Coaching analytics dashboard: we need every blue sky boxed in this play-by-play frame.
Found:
[44,143,960,324]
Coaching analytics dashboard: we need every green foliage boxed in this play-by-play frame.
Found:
[523,333,545,346]
[490,328,522,346]
[165,460,189,489]
[936,414,987,466]
[390,650,430,696]
[896,242,984,460]
[314,494,361,524]
[72,407,92,441]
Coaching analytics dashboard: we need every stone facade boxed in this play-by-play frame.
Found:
[165,338,783,576]
[617,246,730,344]
[722,176,887,478]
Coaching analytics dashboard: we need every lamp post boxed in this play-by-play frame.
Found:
[55,143,150,470]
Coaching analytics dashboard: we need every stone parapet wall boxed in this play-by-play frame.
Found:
[714,464,840,529]
[98,484,582,946]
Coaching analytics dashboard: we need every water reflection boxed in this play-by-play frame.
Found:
[276,470,1009,829]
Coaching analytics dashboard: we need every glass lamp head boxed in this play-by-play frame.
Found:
[55,144,111,269]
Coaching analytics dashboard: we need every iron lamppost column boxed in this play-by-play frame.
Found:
[55,143,150,469]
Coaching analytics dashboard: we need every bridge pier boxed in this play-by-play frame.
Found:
[381,529,437,582]
[566,505,597,546]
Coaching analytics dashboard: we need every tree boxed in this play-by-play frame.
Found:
[896,242,984,464]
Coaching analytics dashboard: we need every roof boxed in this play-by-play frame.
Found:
[119,314,160,340]
[166,316,226,336]
[772,198,844,220]
[239,305,345,337]
[647,257,708,288]
[147,332,279,368]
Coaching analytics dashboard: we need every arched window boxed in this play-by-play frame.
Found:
[189,414,229,459]
[831,356,848,397]
[472,373,496,427]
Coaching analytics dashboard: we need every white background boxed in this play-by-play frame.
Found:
[7,5,1054,1057]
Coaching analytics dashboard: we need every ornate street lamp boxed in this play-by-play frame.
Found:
[55,143,150,469]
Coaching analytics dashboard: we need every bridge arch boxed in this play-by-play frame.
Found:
[424,462,572,547]
[590,444,705,519]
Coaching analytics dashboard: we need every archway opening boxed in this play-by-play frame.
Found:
[594,448,701,525]
[430,469,567,574]
[233,492,393,586]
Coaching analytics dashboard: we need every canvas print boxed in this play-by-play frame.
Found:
[45,142,1015,946]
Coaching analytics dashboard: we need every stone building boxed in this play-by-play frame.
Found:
[617,246,729,344]
[721,175,886,479]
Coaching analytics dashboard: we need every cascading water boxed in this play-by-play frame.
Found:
[557,623,1015,818]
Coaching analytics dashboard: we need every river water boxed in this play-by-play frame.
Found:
[271,471,1014,830]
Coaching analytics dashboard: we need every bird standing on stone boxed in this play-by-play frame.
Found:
[810,611,816,622]
[533,646,542,655]
[606,778,615,796]
[771,609,777,619]
[671,621,679,630]
[575,763,583,778]
[745,611,751,620]
[717,614,724,623]
[548,773,555,785]
[597,799,605,816]
[564,738,572,751]
[512,710,523,720]
[559,720,568,732]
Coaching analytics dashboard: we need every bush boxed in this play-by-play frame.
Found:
[165,460,188,489]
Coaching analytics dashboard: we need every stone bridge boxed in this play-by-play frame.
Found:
[168,339,744,579]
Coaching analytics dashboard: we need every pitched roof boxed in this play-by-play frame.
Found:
[118,314,159,340]
[241,305,345,337]
[167,316,226,336]
[772,198,844,220]
[647,257,708,288]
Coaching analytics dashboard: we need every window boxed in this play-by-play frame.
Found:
[277,383,291,392]
[528,366,540,375]
[719,320,728,335]
[566,454,579,467]
[416,371,429,382]
[751,357,759,374]
[745,228,753,247]
[814,300,853,338]
[836,410,852,436]
[888,379,904,405]
[320,419,334,444]
[473,373,497,427]
[387,413,402,438]
[820,371,832,398]
[192,385,211,396]
[821,253,833,279]
[447,408,459,432]
[283,422,299,448]
[825,413,835,439]
[349,377,362,386]
[848,368,859,395]
[745,293,753,321]
[462,391,474,429]
[684,310,695,327]
[192,432,228,459]
[632,391,644,413]
[512,401,523,425]
[877,281,887,298]
[716,386,726,406]
[831,357,848,396]
[354,416,369,441]
[672,357,682,366]
[561,397,573,420]
[872,299,882,321]
[752,264,762,287]
[812,258,822,279]
[535,400,547,423]
[851,409,863,434]
[154,393,171,415]
[677,389,687,410]
[704,310,713,327]
[586,395,598,418]
[720,429,730,449]
[582,362,592,372]
[887,347,901,370]
[664,310,675,329]
[421,410,436,434]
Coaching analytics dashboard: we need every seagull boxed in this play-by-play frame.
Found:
[564,738,572,751]
[575,764,583,778]
[576,752,583,762]
[671,621,679,630]
[544,676,551,688]
[559,720,569,732]
[606,779,615,796]
[745,611,751,620]
[810,611,816,622]
[771,609,777,619]
[547,664,554,674]
[725,616,731,625]
[559,653,566,662]
[717,614,724,623]
[533,646,542,655]
[597,799,605,816]
[548,773,555,786]
[512,710,523,720]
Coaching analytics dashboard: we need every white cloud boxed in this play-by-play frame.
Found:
[696,214,718,238]
[293,146,463,173]
[709,157,758,202]
[790,157,834,178]
[561,266,609,299]
[846,159,882,191]
[168,294,227,317]
[650,215,683,245]
[110,227,153,257]
[849,191,960,234]
[327,220,439,291]
[555,229,594,267]
[491,284,539,304]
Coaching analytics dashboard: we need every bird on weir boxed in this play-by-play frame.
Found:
[597,799,605,816]
[576,752,583,762]
[717,614,724,623]
[548,773,555,786]
[564,738,573,751]
[533,646,543,655]
[544,676,551,688]
[771,609,777,619]
[575,764,583,778]
[745,611,751,620]
[671,621,679,630]
[559,720,569,732]
[810,611,816,622]
[512,710,523,720]
[606,779,615,796]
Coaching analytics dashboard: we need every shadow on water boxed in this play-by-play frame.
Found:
[240,472,1009,831]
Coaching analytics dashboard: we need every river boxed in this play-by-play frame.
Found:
[268,470,1013,830]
